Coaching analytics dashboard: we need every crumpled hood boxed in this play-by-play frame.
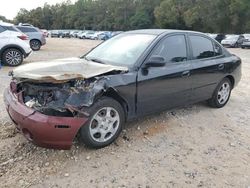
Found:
[12,57,128,82]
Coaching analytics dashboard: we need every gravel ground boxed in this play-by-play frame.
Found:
[0,38,250,188]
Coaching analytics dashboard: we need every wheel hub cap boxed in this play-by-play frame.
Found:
[89,107,120,143]
[217,82,230,104]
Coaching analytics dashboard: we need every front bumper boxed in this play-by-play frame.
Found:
[4,86,88,150]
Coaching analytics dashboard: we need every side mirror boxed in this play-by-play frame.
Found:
[144,56,165,68]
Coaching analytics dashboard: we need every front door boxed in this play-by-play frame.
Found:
[137,34,192,116]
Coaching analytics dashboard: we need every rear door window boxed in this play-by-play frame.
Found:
[190,35,221,59]
[2,26,19,32]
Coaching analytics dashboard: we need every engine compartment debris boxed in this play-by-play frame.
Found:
[19,77,109,117]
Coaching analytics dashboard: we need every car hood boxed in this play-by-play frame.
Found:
[12,57,128,83]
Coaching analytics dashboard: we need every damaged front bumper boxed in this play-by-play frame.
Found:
[4,86,88,150]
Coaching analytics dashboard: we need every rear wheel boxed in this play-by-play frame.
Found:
[2,48,23,66]
[80,97,125,149]
[30,40,41,51]
[208,78,232,108]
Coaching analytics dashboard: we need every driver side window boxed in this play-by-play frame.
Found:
[151,35,188,63]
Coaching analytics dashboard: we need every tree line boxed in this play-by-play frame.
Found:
[4,0,250,33]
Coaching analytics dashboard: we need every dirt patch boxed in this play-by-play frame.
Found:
[0,38,250,188]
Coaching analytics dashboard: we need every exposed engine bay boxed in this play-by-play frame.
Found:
[18,77,108,117]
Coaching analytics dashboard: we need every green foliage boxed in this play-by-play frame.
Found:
[13,0,250,33]
[0,15,11,22]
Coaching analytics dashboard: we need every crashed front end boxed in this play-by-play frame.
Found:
[3,58,128,149]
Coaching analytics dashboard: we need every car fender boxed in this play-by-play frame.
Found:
[0,44,26,57]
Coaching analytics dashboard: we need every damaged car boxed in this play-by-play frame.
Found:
[4,29,241,149]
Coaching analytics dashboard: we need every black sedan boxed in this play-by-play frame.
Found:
[4,29,241,149]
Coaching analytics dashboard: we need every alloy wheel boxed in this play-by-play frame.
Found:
[30,40,40,50]
[5,50,22,66]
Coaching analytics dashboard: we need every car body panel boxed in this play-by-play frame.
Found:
[190,55,241,101]
[137,61,193,115]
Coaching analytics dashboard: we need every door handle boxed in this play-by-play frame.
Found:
[218,64,225,70]
[182,70,190,77]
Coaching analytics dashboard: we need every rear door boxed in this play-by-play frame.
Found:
[188,34,226,102]
[137,34,193,115]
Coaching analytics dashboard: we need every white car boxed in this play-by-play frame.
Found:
[84,31,95,39]
[241,34,250,49]
[90,32,103,40]
[0,21,32,66]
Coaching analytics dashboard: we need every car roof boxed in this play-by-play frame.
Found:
[16,25,36,29]
[125,29,203,36]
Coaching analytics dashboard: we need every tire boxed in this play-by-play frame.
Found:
[80,97,125,149]
[208,78,232,108]
[30,40,41,51]
[2,48,23,66]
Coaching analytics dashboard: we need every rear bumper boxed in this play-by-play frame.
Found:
[4,87,88,150]
[41,38,46,45]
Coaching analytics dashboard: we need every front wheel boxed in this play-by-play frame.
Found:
[80,97,125,149]
[208,78,232,108]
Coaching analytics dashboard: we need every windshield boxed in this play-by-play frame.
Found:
[226,35,239,40]
[85,33,156,66]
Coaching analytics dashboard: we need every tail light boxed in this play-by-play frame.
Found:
[40,30,47,37]
[18,34,29,40]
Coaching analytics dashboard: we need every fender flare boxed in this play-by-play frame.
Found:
[0,44,26,58]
